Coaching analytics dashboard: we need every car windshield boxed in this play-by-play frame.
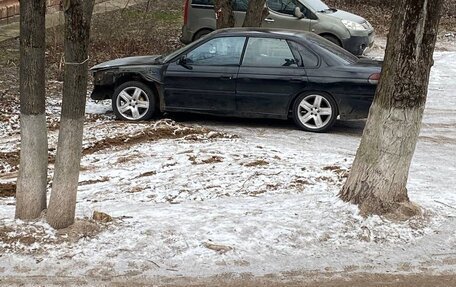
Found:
[161,36,208,63]
[304,0,329,12]
[305,34,358,65]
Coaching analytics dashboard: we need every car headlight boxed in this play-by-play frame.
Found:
[341,19,366,31]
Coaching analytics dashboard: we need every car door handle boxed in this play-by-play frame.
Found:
[265,18,275,23]
[220,75,233,80]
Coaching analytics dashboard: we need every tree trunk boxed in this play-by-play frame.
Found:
[215,0,235,29]
[15,0,48,220]
[339,0,444,219]
[47,0,95,229]
[243,0,268,27]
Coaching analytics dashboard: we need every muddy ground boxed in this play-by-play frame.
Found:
[2,272,456,287]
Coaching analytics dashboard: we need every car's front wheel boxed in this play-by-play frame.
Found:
[322,35,342,47]
[112,81,156,121]
[293,93,337,132]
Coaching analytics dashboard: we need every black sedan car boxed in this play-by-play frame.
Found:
[90,28,381,132]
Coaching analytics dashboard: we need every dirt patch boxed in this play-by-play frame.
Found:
[128,186,144,193]
[188,155,224,165]
[0,216,110,254]
[316,176,335,183]
[79,176,110,186]
[0,182,16,197]
[203,241,233,254]
[82,120,234,156]
[323,165,350,180]
[56,219,102,243]
[5,272,456,287]
[135,170,157,178]
[202,156,224,164]
[244,160,269,167]
[290,177,312,190]
[0,226,37,246]
[0,151,19,173]
[419,135,456,145]
[92,211,113,223]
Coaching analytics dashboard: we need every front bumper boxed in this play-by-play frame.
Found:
[342,31,375,56]
[90,70,116,100]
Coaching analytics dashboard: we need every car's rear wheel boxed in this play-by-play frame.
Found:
[293,93,337,132]
[112,81,156,121]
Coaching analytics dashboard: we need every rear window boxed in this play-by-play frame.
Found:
[192,0,213,5]
[305,34,358,65]
[191,0,247,11]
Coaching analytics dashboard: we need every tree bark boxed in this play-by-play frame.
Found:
[339,0,444,218]
[243,0,268,27]
[15,0,48,220]
[47,0,95,229]
[215,0,235,29]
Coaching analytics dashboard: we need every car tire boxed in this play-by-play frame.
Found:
[292,92,338,132]
[112,81,156,121]
[193,29,212,41]
[322,35,342,47]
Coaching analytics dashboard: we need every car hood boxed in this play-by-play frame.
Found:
[90,55,162,71]
[321,9,366,24]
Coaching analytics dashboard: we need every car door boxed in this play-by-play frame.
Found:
[264,0,313,31]
[164,36,246,113]
[236,37,308,117]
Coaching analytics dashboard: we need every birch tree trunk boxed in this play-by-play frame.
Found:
[243,0,268,27]
[15,0,48,220]
[215,0,235,29]
[47,0,95,229]
[339,0,444,218]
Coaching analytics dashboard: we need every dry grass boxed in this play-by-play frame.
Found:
[46,0,183,81]
[0,182,15,197]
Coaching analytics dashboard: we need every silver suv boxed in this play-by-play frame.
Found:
[181,0,374,55]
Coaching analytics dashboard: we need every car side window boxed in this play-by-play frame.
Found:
[186,37,246,66]
[267,0,307,16]
[192,0,245,9]
[191,0,213,5]
[289,41,319,68]
[242,37,298,67]
[233,0,248,11]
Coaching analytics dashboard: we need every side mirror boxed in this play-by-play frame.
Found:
[178,56,192,70]
[294,7,304,19]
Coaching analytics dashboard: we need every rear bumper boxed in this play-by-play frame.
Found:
[342,32,374,56]
[338,94,374,120]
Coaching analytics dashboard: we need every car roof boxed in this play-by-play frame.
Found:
[212,27,313,39]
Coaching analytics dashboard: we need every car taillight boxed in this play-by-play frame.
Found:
[368,73,380,85]
[183,0,190,25]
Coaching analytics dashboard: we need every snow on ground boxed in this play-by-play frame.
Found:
[0,50,455,283]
